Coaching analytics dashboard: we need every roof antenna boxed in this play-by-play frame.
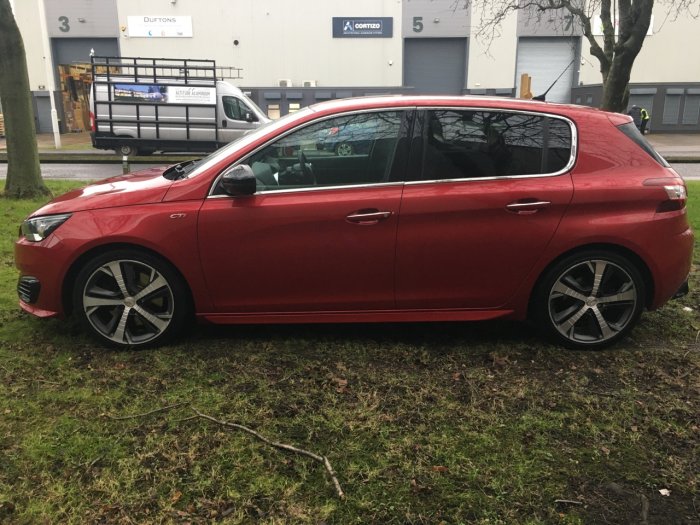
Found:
[532,58,576,102]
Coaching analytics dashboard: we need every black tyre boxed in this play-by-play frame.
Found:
[533,250,646,349]
[117,144,138,156]
[73,249,189,349]
[334,142,354,156]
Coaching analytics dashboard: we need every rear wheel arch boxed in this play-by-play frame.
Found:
[62,243,194,318]
[529,244,654,349]
[528,243,655,319]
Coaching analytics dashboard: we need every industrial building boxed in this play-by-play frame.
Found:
[10,0,700,134]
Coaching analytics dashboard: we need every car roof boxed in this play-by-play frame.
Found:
[308,95,606,119]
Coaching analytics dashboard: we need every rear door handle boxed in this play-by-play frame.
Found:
[346,209,393,225]
[505,200,551,214]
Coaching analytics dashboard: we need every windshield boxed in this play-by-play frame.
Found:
[242,94,267,120]
[184,107,314,178]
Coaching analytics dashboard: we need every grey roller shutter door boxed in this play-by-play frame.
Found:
[52,38,119,66]
[515,38,575,104]
[404,38,467,95]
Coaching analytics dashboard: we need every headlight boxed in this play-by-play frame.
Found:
[20,213,72,242]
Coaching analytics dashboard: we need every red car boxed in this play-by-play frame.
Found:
[15,96,692,349]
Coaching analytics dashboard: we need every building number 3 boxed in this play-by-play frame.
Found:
[58,16,70,33]
[412,16,423,32]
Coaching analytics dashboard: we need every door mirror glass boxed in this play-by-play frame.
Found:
[245,111,256,123]
[220,164,256,196]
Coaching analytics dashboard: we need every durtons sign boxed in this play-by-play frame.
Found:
[127,15,193,38]
[333,17,393,38]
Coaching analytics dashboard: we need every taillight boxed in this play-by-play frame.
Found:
[644,178,688,212]
[89,111,95,132]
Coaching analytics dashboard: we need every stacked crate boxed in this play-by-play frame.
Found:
[59,64,92,132]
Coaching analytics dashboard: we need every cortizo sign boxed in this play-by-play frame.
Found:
[332,17,393,38]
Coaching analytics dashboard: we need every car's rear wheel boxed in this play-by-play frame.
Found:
[73,250,188,348]
[533,250,646,349]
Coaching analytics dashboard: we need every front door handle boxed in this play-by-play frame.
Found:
[346,209,393,225]
[505,200,551,214]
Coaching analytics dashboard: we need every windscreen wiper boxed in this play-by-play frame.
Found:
[163,159,198,180]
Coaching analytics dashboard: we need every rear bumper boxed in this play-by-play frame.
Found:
[649,226,694,309]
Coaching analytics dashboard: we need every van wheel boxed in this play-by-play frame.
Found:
[532,250,645,350]
[117,144,138,156]
[73,250,189,349]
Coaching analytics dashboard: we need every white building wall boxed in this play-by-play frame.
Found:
[14,0,48,90]
[578,4,700,85]
[467,8,517,90]
[116,0,403,87]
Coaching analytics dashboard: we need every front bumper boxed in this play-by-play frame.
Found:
[672,278,690,299]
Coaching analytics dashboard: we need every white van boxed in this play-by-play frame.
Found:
[90,56,270,155]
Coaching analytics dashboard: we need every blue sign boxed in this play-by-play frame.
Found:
[332,17,393,38]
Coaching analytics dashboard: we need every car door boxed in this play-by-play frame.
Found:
[198,109,412,313]
[395,108,575,309]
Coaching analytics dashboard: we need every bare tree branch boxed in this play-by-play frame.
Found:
[105,403,345,500]
[189,406,345,500]
[466,0,699,111]
[104,402,187,420]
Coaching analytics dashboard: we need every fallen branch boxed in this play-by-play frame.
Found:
[106,403,345,500]
[554,499,583,505]
[105,402,187,421]
[190,406,344,500]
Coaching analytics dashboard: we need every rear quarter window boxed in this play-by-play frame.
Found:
[617,122,670,167]
[423,110,573,180]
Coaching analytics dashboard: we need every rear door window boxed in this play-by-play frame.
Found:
[421,110,573,180]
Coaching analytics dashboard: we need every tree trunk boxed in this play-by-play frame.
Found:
[0,0,49,198]
[601,52,636,112]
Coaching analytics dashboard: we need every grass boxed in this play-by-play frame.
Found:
[0,181,698,524]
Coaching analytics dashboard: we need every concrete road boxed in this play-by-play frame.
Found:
[0,163,165,180]
[1,162,699,181]
[671,163,700,180]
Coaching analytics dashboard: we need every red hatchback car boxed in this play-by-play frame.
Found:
[16,96,693,349]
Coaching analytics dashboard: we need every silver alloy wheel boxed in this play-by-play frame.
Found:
[548,259,638,344]
[335,142,353,156]
[81,259,174,345]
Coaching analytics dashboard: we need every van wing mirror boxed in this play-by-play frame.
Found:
[245,111,257,123]
[220,164,256,196]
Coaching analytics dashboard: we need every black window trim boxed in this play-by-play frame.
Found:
[406,106,578,185]
[208,107,416,197]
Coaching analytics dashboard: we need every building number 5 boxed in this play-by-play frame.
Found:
[413,16,423,32]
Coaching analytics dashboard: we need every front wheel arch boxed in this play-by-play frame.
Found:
[62,243,194,319]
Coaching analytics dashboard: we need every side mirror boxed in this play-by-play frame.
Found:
[245,112,256,123]
[220,164,256,196]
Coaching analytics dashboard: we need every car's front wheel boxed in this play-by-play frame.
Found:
[533,250,646,349]
[73,250,189,348]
